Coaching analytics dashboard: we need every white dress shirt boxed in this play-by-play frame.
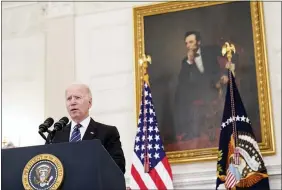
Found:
[187,48,205,73]
[69,116,91,141]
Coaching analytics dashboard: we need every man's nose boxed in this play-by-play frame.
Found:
[70,98,77,105]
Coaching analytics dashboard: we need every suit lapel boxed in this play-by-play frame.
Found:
[82,118,98,140]
[201,47,213,74]
[61,125,71,142]
[200,48,206,72]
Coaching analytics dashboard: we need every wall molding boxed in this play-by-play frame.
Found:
[41,2,74,18]
[125,164,281,188]
[2,2,37,9]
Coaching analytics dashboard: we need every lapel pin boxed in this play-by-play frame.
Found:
[90,132,95,135]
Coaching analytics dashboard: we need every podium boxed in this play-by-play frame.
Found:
[2,140,126,190]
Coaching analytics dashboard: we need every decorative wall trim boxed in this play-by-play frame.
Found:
[2,2,37,9]
[74,2,146,16]
[41,2,74,18]
[125,164,281,188]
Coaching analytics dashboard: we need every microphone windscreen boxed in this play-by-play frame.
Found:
[44,117,54,127]
[59,117,69,125]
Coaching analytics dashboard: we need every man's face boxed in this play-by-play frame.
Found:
[65,85,92,123]
[185,34,201,51]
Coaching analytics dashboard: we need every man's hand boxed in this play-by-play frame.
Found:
[187,49,196,64]
[220,75,229,84]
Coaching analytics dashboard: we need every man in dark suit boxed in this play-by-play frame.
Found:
[174,31,228,140]
[51,83,126,174]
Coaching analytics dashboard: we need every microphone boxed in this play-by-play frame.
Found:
[53,117,69,131]
[39,117,54,133]
[38,118,54,141]
[47,117,69,144]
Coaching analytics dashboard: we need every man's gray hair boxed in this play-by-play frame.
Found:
[66,82,92,99]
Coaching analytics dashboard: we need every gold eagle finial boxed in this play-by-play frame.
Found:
[222,42,236,61]
[222,42,236,76]
[138,54,152,84]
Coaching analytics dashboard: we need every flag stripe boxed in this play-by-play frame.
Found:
[131,165,148,190]
[129,172,140,189]
[132,153,157,189]
[149,167,167,189]
[162,157,173,180]
[154,158,174,188]
[225,170,236,188]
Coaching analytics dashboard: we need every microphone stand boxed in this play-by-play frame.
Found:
[47,128,61,144]
[38,131,47,142]
[47,117,69,144]
[45,130,54,144]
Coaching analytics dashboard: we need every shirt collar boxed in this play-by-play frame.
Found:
[71,116,91,129]
[196,48,201,55]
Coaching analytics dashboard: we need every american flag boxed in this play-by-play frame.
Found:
[225,165,237,188]
[129,82,174,189]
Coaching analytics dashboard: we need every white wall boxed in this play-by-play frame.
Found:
[1,1,47,146]
[2,2,76,146]
[75,7,137,179]
[2,34,45,146]
[2,1,281,189]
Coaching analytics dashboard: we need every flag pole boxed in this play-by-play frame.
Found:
[222,42,240,168]
[222,43,239,190]
[138,54,152,173]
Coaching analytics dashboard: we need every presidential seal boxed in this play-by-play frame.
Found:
[22,154,64,190]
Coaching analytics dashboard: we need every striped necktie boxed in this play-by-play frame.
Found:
[70,124,82,142]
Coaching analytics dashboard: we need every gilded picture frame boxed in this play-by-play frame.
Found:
[133,1,275,163]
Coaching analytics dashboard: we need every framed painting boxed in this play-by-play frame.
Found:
[133,1,275,163]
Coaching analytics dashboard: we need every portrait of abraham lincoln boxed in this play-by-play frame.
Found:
[142,2,261,152]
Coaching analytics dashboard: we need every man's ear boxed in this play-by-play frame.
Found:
[197,40,201,46]
[89,98,92,107]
